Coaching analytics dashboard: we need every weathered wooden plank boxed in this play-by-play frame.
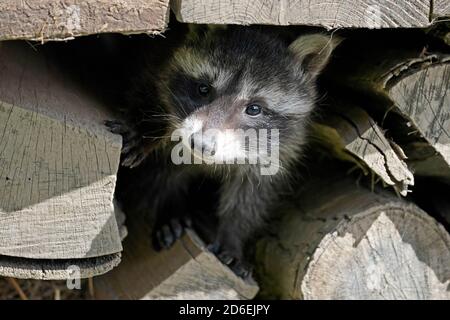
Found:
[0,253,121,280]
[0,0,170,42]
[256,175,450,299]
[94,215,258,300]
[172,0,431,28]
[434,0,450,18]
[388,63,450,174]
[311,103,414,196]
[325,33,450,180]
[0,42,123,263]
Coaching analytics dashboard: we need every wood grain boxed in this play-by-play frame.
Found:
[311,103,414,196]
[94,214,259,300]
[325,36,450,181]
[388,63,450,173]
[0,42,123,264]
[434,0,450,18]
[172,0,431,28]
[0,0,170,42]
[256,177,450,299]
[0,253,121,280]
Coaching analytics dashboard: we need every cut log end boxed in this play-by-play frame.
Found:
[94,221,259,300]
[0,0,170,42]
[256,179,450,300]
[0,40,123,277]
[302,206,450,299]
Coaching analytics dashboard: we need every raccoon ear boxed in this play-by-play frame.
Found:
[288,34,342,77]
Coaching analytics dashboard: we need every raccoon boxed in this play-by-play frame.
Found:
[106,25,340,278]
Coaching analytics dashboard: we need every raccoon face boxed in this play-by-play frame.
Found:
[159,26,340,166]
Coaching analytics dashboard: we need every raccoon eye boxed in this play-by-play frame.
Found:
[245,104,262,116]
[198,83,211,97]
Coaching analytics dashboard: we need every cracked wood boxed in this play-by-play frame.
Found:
[172,0,431,28]
[0,42,123,278]
[0,0,170,42]
[311,102,414,196]
[256,175,450,299]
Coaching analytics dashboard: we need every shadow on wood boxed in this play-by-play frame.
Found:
[0,42,123,278]
[94,213,259,299]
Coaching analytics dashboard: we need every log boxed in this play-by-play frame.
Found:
[171,0,431,28]
[0,42,123,278]
[311,102,414,196]
[434,0,450,18]
[325,36,450,181]
[256,176,450,299]
[94,212,259,300]
[387,61,450,178]
[0,0,170,42]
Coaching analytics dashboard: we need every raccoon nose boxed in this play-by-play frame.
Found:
[189,132,216,155]
[202,140,216,156]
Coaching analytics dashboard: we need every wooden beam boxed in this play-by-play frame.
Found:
[0,42,123,277]
[256,175,450,299]
[172,0,431,28]
[0,254,121,280]
[387,61,450,179]
[94,214,259,299]
[325,34,450,181]
[0,0,170,42]
[433,0,450,18]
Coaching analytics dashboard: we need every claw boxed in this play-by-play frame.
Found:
[121,138,139,154]
[182,216,193,228]
[170,219,183,239]
[104,119,147,168]
[122,152,138,168]
[161,225,174,248]
[207,242,220,254]
[128,152,146,168]
[231,261,252,279]
[152,217,190,251]
[217,251,234,265]
[104,120,127,134]
[207,239,252,279]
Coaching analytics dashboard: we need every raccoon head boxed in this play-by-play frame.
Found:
[158,26,341,171]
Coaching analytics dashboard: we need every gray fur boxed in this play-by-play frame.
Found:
[111,26,340,277]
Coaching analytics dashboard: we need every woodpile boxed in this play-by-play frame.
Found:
[95,216,258,299]
[256,174,450,299]
[0,0,449,300]
[0,42,123,279]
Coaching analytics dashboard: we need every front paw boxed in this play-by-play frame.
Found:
[105,120,147,168]
[152,216,192,251]
[208,241,252,279]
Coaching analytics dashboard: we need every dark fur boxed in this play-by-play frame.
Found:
[109,25,339,278]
